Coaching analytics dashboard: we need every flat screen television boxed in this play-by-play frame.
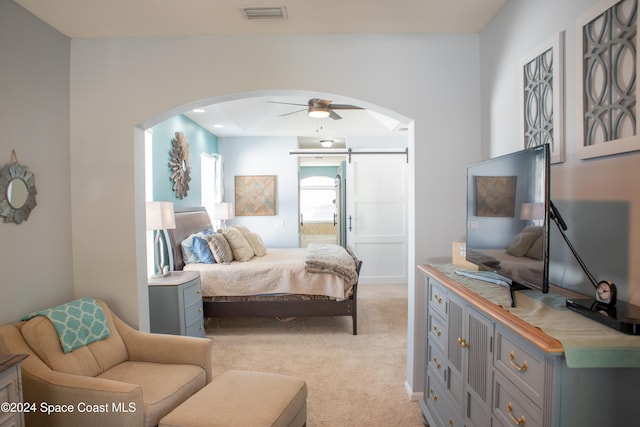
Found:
[465,144,550,302]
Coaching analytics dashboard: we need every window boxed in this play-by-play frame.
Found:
[300,176,336,223]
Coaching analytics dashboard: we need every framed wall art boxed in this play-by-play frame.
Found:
[577,0,640,159]
[474,176,517,218]
[234,175,276,216]
[520,31,565,164]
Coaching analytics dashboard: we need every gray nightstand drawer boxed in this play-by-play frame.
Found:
[149,271,204,337]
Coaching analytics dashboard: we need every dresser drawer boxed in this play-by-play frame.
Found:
[428,311,447,351]
[494,327,545,407]
[425,369,463,427]
[493,370,542,427]
[427,340,447,384]
[428,278,448,317]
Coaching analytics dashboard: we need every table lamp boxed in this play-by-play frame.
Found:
[213,202,234,229]
[146,201,176,277]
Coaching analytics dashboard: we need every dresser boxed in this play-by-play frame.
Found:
[148,270,205,337]
[419,264,640,427]
[0,354,27,427]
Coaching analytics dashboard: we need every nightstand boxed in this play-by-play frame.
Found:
[0,354,28,427]
[148,270,205,337]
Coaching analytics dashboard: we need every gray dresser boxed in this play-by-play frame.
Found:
[148,270,205,338]
[419,264,640,427]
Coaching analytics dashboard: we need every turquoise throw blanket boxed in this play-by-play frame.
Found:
[22,297,110,353]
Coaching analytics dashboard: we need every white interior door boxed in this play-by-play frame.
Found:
[347,154,408,284]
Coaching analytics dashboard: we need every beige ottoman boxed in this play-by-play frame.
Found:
[159,370,307,427]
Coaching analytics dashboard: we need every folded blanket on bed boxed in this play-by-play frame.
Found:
[305,243,358,284]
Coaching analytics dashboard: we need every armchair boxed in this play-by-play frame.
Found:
[0,299,212,427]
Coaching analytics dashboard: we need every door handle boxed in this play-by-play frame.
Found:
[333,213,337,226]
[348,215,353,232]
[300,213,303,227]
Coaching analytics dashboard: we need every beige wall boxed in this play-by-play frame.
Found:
[0,0,73,324]
[480,0,640,305]
[69,34,482,396]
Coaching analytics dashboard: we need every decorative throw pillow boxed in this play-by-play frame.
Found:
[245,232,267,257]
[205,234,234,264]
[220,227,254,262]
[192,236,215,264]
[525,235,544,260]
[181,230,214,264]
[506,227,542,257]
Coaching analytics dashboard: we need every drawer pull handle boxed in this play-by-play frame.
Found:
[432,357,441,369]
[197,307,203,312]
[432,325,442,336]
[199,325,204,330]
[448,420,453,427]
[433,293,443,304]
[196,290,202,294]
[507,402,526,425]
[456,337,468,349]
[508,351,528,372]
[429,388,438,401]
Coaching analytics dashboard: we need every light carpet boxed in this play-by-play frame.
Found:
[205,284,424,427]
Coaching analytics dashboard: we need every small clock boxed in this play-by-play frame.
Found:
[595,280,617,306]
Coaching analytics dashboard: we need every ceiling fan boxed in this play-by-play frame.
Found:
[268,98,364,120]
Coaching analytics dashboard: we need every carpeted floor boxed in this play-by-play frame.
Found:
[205,284,424,427]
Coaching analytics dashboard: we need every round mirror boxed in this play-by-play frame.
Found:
[0,157,37,224]
[7,178,29,209]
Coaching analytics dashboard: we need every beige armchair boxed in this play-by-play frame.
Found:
[0,299,212,427]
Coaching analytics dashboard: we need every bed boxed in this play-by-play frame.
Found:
[167,207,362,334]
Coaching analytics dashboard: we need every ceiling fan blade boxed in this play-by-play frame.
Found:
[279,108,307,117]
[329,103,364,110]
[267,101,308,107]
[329,110,342,120]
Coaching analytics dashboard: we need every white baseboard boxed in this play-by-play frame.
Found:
[404,381,423,401]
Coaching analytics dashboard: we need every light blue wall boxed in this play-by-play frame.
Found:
[151,115,218,208]
[218,136,299,248]
[300,166,338,180]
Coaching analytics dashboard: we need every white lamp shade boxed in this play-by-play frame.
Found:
[146,201,176,230]
[213,202,234,220]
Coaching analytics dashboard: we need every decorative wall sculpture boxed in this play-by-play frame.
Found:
[520,32,565,163]
[577,0,639,159]
[169,132,191,199]
[234,175,276,216]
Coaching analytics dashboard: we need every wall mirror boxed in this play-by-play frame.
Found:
[0,151,37,224]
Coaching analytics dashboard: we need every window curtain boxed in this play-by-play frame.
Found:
[201,153,225,228]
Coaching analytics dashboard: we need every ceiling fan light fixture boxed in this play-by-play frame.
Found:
[308,108,330,118]
[320,140,333,148]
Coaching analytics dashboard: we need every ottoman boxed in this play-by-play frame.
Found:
[159,370,307,427]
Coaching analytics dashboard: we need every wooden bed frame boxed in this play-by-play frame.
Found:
[167,207,362,334]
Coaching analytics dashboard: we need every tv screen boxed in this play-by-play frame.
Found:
[465,144,550,293]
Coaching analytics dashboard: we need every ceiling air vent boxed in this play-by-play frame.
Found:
[241,6,288,20]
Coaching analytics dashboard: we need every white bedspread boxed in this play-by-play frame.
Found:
[184,248,353,300]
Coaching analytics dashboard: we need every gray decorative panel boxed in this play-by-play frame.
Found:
[583,0,637,146]
[578,0,640,159]
[520,32,564,163]
[524,48,554,150]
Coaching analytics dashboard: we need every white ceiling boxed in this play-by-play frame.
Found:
[15,0,507,38]
[15,0,507,149]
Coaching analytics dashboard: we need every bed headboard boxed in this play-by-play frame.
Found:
[167,207,213,271]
